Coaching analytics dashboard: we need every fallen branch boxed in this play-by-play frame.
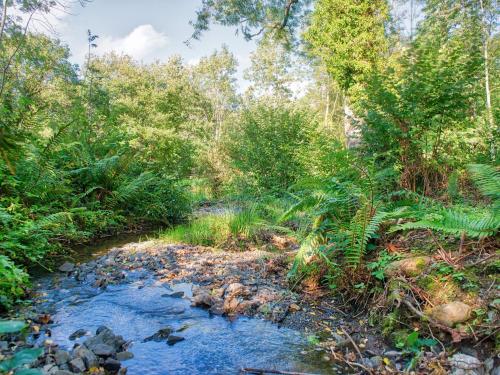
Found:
[240,368,319,375]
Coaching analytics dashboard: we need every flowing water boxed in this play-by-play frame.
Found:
[32,238,335,375]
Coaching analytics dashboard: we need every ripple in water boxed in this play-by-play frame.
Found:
[38,277,335,375]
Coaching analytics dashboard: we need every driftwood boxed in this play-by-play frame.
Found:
[240,368,319,375]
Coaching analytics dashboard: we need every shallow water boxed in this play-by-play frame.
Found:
[33,242,335,375]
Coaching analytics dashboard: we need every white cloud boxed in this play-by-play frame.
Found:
[97,24,169,62]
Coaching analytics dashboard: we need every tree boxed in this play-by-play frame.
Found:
[244,37,294,99]
[188,0,312,44]
[304,0,390,94]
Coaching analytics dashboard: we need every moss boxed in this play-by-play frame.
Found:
[391,329,411,348]
[382,310,400,337]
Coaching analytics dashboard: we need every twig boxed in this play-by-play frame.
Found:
[340,326,364,361]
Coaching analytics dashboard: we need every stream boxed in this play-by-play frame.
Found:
[31,237,336,375]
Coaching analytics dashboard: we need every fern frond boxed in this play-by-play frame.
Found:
[345,205,387,267]
[390,209,499,238]
[467,164,500,201]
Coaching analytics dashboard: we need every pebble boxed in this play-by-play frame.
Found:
[104,358,122,372]
[69,357,86,373]
[55,350,71,365]
[59,262,75,273]
[167,335,185,346]
[69,329,89,341]
[116,351,134,361]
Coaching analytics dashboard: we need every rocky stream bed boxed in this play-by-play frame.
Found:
[1,238,498,374]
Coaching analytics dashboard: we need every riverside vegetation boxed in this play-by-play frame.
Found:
[0,0,499,374]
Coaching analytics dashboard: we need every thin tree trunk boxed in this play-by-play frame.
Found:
[0,0,8,45]
[323,88,329,128]
[479,0,496,159]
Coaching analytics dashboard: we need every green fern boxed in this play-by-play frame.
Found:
[467,164,500,201]
[346,205,388,267]
[391,208,499,238]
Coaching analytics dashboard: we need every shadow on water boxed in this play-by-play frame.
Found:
[33,237,338,375]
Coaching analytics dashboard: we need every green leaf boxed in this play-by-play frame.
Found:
[0,348,44,371]
[15,369,43,375]
[0,320,27,334]
[406,331,419,347]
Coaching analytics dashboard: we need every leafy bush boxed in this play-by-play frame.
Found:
[0,256,29,309]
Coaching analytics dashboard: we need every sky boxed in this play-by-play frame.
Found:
[27,0,420,91]
[39,0,257,88]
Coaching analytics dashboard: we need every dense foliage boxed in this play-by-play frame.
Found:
[0,0,498,316]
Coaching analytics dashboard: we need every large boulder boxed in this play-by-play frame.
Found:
[429,301,472,327]
[385,256,431,277]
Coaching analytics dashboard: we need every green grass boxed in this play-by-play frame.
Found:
[161,197,300,247]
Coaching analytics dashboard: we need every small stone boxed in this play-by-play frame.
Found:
[69,357,86,373]
[59,262,75,273]
[370,356,383,368]
[143,327,173,342]
[322,355,331,362]
[385,256,431,277]
[103,358,121,372]
[430,302,472,327]
[384,350,403,358]
[96,326,110,335]
[116,351,134,361]
[42,363,57,374]
[73,346,98,369]
[449,353,482,371]
[191,290,215,308]
[164,291,184,298]
[55,350,71,365]
[289,303,301,312]
[69,329,89,341]
[91,343,115,357]
[331,334,349,349]
[166,335,185,346]
[0,341,7,350]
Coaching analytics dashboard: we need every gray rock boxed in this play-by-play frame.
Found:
[484,358,494,374]
[370,356,383,368]
[0,340,8,350]
[143,327,173,342]
[96,326,110,335]
[69,329,88,341]
[59,262,75,273]
[167,335,185,346]
[73,346,98,369]
[91,343,115,357]
[103,358,121,372]
[450,353,483,375]
[331,334,349,349]
[384,350,403,358]
[116,351,134,361]
[42,363,58,375]
[84,328,124,352]
[69,357,86,373]
[166,291,184,298]
[55,350,71,365]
